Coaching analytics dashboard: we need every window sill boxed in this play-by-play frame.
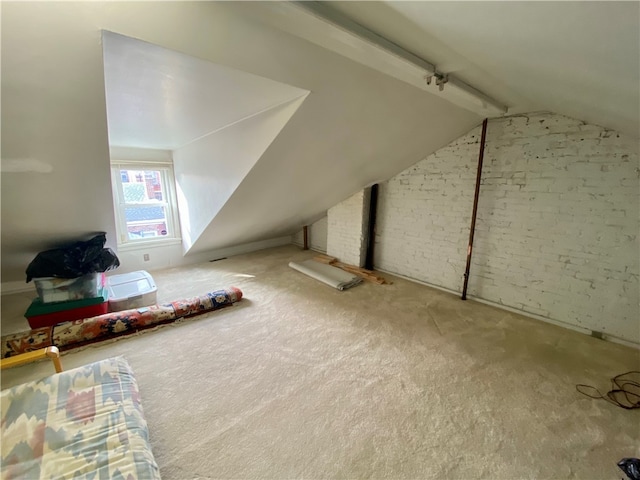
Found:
[117,238,182,252]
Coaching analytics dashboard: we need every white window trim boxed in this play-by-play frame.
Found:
[110,159,182,249]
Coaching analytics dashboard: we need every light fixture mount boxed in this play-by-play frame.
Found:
[425,73,449,91]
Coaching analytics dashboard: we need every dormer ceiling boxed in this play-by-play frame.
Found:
[102,31,309,150]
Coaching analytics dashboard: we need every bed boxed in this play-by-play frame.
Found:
[1,356,160,479]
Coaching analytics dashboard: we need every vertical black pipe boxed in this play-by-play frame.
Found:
[303,225,309,250]
[462,119,488,300]
[364,184,379,270]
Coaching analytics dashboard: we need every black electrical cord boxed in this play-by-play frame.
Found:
[576,371,640,410]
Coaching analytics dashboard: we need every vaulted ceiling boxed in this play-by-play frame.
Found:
[1,1,477,282]
[103,32,309,151]
[103,1,639,257]
[103,32,310,253]
[240,1,639,137]
[2,1,637,282]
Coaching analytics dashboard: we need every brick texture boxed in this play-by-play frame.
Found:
[375,129,479,291]
[327,190,370,267]
[372,112,638,344]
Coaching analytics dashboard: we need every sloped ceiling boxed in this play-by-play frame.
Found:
[5,1,635,283]
[1,1,479,282]
[187,63,477,254]
[101,29,478,257]
[175,96,309,252]
[256,1,638,138]
[99,13,482,258]
[4,1,636,283]
[102,31,309,150]
[103,31,310,253]
[99,1,639,259]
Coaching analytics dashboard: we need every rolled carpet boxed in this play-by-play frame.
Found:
[2,287,242,358]
[289,260,362,291]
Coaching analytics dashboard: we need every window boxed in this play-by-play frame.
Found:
[110,161,180,246]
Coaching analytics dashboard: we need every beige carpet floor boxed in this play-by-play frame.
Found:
[2,245,639,479]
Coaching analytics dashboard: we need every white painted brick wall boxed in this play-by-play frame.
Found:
[327,190,369,266]
[374,112,639,344]
[375,129,480,290]
[291,216,328,252]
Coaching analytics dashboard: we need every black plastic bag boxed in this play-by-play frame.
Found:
[25,233,120,282]
[619,458,640,480]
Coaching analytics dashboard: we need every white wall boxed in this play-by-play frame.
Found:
[114,236,292,276]
[375,129,480,289]
[1,143,293,294]
[1,2,117,283]
[470,114,638,344]
[174,96,306,252]
[292,216,328,253]
[371,112,639,344]
[1,1,479,282]
[1,235,293,296]
[327,190,370,267]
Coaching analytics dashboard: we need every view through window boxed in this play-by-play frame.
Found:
[111,162,179,245]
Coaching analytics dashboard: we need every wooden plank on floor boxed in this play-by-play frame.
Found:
[312,256,390,284]
[314,254,337,264]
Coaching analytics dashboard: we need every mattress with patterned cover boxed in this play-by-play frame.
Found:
[1,356,160,479]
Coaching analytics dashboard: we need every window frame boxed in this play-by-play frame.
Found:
[110,159,181,249]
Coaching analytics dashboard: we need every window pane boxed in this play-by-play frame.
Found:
[124,205,169,240]
[120,169,165,203]
[112,164,179,245]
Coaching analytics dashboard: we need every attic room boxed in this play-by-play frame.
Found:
[1,1,638,479]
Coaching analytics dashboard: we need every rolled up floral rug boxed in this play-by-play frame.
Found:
[2,287,242,358]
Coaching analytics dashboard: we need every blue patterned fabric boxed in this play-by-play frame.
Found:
[1,357,160,479]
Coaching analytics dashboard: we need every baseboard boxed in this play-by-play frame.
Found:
[200,236,294,261]
[2,236,293,295]
[376,268,460,296]
[290,239,327,254]
[1,281,36,296]
[466,295,640,350]
[376,267,640,350]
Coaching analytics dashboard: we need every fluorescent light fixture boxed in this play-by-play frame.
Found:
[292,1,507,116]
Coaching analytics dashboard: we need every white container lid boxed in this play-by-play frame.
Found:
[107,270,157,301]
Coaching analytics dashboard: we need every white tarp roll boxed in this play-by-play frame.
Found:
[288,260,362,291]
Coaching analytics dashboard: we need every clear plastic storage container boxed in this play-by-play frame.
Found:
[34,272,104,304]
[106,270,157,312]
